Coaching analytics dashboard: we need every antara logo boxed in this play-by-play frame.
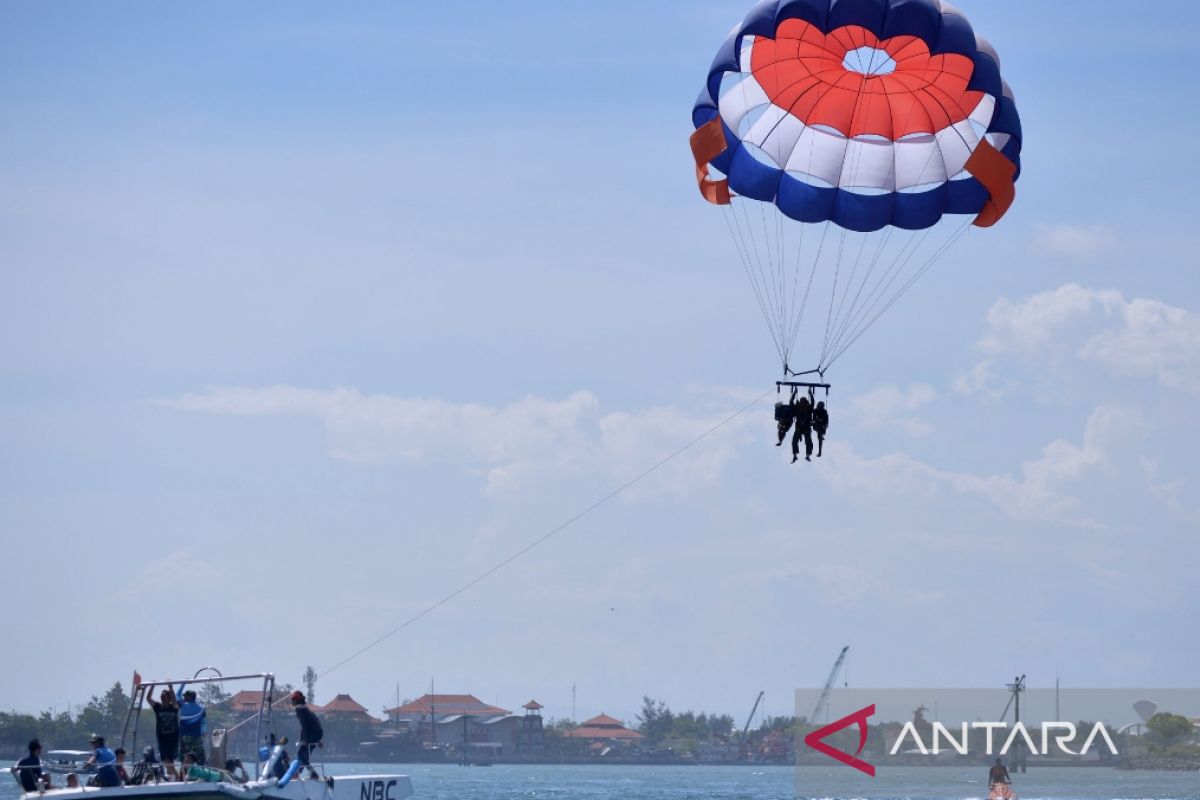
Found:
[888,721,1120,757]
[803,704,876,776]
[802,705,1122,776]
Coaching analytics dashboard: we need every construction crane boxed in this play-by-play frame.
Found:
[810,646,849,724]
[743,691,765,738]
[739,690,764,760]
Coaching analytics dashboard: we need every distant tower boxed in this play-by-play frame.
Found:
[520,700,545,753]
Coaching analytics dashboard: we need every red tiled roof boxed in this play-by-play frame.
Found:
[579,713,625,728]
[227,691,272,713]
[566,725,644,740]
[386,694,510,718]
[320,694,368,714]
[523,700,543,711]
[564,714,643,739]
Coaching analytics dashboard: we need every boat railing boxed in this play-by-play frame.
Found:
[121,668,277,778]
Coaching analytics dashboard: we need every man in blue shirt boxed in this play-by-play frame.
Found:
[177,687,207,766]
[87,735,122,787]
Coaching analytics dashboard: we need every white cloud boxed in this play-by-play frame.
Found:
[1033,224,1118,262]
[168,384,1160,524]
[165,386,757,497]
[820,405,1146,524]
[849,383,938,436]
[965,284,1200,395]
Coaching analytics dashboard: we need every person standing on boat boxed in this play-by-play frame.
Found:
[176,686,207,766]
[147,686,181,779]
[290,690,324,781]
[15,739,52,792]
[87,735,122,787]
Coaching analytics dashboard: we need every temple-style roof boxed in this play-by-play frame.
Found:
[226,691,272,714]
[320,693,374,716]
[522,700,543,711]
[386,694,510,718]
[565,713,644,740]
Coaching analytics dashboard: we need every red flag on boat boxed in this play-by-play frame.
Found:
[133,671,142,688]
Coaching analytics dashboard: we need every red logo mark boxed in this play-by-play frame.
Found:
[803,704,875,776]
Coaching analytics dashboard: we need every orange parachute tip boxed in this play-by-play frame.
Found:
[691,118,732,206]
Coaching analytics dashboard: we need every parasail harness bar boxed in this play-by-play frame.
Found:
[777,381,830,396]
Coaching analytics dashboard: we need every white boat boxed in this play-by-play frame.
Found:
[9,668,413,800]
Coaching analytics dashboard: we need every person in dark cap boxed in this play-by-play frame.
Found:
[127,745,165,785]
[87,734,122,787]
[176,686,207,766]
[291,691,323,780]
[15,739,52,792]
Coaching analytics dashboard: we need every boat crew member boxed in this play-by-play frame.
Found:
[147,686,181,779]
[291,691,324,780]
[224,757,250,783]
[15,739,52,792]
[87,735,122,787]
[989,757,1011,786]
[114,749,130,785]
[177,687,207,765]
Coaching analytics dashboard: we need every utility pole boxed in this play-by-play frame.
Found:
[572,683,576,723]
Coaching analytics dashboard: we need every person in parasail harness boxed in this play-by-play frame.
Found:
[775,387,798,447]
[791,394,813,463]
[290,691,324,780]
[812,400,829,457]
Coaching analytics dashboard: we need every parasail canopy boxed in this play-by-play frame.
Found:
[690,0,1023,376]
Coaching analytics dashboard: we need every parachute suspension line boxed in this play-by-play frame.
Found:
[825,230,872,361]
[738,198,787,354]
[783,211,809,361]
[824,219,972,370]
[758,200,786,350]
[777,205,788,362]
[819,227,850,368]
[784,220,831,366]
[722,203,785,364]
[825,226,895,358]
[822,227,927,366]
[317,387,773,680]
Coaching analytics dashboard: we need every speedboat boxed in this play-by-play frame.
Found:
[9,668,413,800]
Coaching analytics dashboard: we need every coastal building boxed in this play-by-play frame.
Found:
[564,713,644,752]
[518,700,546,753]
[317,693,380,723]
[386,694,511,743]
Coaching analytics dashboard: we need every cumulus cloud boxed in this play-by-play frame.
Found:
[961,284,1200,396]
[849,383,938,436]
[1033,224,1118,262]
[165,386,757,497]
[820,405,1147,523]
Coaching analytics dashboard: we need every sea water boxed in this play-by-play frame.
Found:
[4,763,1196,800]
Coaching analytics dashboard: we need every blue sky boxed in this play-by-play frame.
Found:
[2,0,1199,724]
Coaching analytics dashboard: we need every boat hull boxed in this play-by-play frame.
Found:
[17,775,413,800]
